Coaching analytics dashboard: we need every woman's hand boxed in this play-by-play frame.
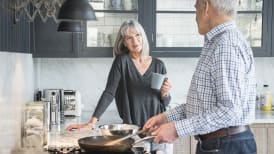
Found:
[65,117,98,131]
[160,78,172,97]
[65,123,94,131]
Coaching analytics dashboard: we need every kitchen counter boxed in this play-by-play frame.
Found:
[255,110,274,123]
[9,110,274,154]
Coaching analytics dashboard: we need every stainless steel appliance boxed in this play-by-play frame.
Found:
[43,89,64,125]
[63,90,81,116]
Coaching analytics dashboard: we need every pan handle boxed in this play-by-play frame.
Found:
[132,136,155,146]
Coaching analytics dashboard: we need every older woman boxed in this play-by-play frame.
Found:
[66,19,172,130]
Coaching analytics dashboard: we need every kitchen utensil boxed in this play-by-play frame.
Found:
[99,123,139,136]
[78,135,155,153]
[78,135,134,152]
[104,129,146,145]
[133,136,155,145]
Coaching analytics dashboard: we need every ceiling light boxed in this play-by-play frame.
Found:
[57,21,84,32]
[58,0,97,21]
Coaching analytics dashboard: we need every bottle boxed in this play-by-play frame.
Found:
[255,84,260,110]
[50,92,59,125]
[260,84,272,111]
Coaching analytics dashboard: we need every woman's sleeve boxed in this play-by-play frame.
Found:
[92,57,122,119]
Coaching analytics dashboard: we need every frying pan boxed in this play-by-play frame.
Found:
[78,135,135,152]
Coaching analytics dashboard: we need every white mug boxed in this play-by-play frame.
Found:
[151,72,166,90]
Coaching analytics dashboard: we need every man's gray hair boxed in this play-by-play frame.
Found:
[198,0,238,17]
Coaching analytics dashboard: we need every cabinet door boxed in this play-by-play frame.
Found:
[151,0,271,57]
[78,0,139,57]
[190,136,197,154]
[251,124,267,154]
[267,124,274,153]
[0,0,30,53]
[32,18,79,58]
[173,137,191,154]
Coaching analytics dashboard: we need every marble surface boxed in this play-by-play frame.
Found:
[33,57,274,125]
[255,110,274,123]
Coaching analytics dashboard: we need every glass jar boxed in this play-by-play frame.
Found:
[21,101,49,148]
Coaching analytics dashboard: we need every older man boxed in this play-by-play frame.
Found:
[143,0,257,153]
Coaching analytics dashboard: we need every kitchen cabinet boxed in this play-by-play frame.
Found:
[0,0,30,53]
[32,0,140,58]
[31,0,274,57]
[173,137,191,154]
[173,124,274,154]
[78,0,140,57]
[32,17,79,58]
[151,0,272,57]
[251,123,274,154]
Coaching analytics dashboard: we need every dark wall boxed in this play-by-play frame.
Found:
[0,0,30,53]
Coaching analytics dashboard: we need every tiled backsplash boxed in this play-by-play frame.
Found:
[33,57,274,123]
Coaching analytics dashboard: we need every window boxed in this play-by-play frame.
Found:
[151,0,270,57]
[81,0,138,57]
[84,0,272,57]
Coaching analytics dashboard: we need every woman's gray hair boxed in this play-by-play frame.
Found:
[197,0,238,17]
[113,19,149,56]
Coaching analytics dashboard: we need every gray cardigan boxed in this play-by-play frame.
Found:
[92,53,171,127]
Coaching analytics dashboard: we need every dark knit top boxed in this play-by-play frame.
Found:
[92,53,171,127]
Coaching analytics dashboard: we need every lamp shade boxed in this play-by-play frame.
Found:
[58,0,97,21]
[57,21,84,32]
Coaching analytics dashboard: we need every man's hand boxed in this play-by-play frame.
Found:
[151,122,178,143]
[143,113,168,134]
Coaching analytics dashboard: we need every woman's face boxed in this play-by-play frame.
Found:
[123,29,143,54]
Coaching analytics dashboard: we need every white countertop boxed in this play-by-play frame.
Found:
[75,110,274,125]
[21,110,274,153]
[254,110,274,123]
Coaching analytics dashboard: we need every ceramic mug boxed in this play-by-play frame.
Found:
[151,72,166,90]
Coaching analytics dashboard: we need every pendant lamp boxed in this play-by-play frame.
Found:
[58,0,97,21]
[57,21,84,32]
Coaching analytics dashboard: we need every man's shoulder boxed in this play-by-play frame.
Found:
[213,28,246,46]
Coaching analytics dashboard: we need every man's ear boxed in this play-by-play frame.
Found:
[203,0,210,16]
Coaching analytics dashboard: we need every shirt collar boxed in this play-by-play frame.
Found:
[205,21,236,41]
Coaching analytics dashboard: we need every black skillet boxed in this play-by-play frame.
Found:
[78,135,135,152]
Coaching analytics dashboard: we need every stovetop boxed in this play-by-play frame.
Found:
[45,129,157,154]
[46,145,157,154]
